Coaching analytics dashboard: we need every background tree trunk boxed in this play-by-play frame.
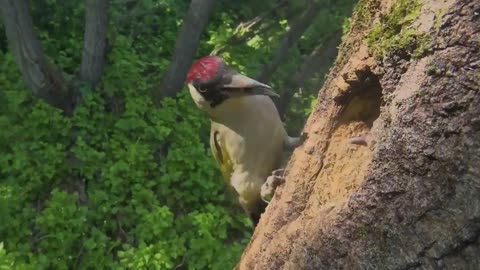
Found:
[156,0,216,100]
[211,0,290,55]
[255,0,323,83]
[80,0,109,88]
[236,0,480,269]
[276,32,341,118]
[0,0,73,113]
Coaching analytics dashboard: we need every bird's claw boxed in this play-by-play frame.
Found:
[261,169,285,203]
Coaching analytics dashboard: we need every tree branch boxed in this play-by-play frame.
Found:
[155,0,217,101]
[212,21,277,55]
[211,0,306,55]
[0,0,74,113]
[276,32,341,118]
[256,1,324,83]
[80,0,109,88]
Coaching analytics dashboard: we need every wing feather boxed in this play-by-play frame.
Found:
[210,127,233,181]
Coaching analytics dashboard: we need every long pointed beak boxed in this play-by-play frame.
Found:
[248,85,280,97]
[223,73,280,98]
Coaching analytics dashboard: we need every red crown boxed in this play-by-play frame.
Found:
[185,56,221,83]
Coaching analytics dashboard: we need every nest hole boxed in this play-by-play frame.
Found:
[336,70,382,128]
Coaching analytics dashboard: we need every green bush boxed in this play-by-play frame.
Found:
[0,50,250,269]
[0,0,355,268]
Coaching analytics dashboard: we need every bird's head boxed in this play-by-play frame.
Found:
[185,56,278,111]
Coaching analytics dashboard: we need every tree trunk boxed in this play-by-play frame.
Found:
[156,0,216,100]
[80,0,109,88]
[255,0,323,83]
[237,0,480,269]
[0,0,74,114]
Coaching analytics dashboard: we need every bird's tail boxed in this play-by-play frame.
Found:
[283,132,308,150]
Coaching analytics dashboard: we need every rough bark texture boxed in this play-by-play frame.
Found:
[156,0,216,100]
[0,0,73,113]
[80,0,109,88]
[237,0,480,269]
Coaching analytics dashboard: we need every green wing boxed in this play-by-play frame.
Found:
[210,127,233,182]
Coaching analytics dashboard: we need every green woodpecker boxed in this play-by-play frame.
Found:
[185,56,302,225]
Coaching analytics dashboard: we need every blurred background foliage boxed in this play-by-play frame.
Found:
[0,0,356,269]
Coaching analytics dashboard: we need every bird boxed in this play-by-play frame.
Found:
[185,56,303,225]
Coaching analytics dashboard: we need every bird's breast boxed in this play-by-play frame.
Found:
[211,96,286,177]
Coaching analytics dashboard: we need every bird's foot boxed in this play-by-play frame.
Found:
[261,169,286,203]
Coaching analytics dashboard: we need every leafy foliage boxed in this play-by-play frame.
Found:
[0,0,355,268]
[0,52,249,269]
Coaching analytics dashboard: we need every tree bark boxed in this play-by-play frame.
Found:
[156,0,216,100]
[237,0,480,269]
[80,0,109,88]
[255,0,323,83]
[0,0,73,114]
[276,32,341,118]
